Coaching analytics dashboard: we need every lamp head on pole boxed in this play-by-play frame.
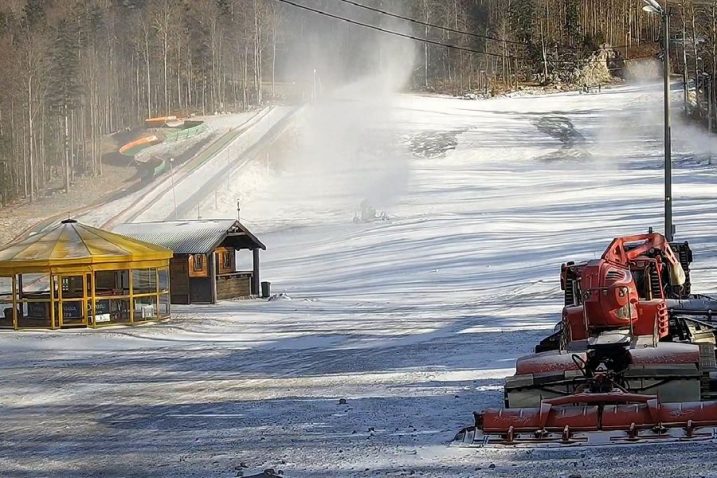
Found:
[642,0,664,15]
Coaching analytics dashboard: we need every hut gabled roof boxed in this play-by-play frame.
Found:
[0,219,173,274]
[114,219,266,254]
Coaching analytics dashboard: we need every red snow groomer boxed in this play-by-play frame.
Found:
[455,233,717,447]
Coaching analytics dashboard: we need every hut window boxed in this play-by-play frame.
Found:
[192,254,205,271]
[223,251,232,269]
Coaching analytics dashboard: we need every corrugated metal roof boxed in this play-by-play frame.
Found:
[113,219,265,254]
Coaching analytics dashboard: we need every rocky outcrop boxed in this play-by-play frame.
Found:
[539,45,624,88]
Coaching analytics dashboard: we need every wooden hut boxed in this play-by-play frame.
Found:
[114,219,266,304]
[0,219,173,329]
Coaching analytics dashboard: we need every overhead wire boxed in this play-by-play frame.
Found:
[275,0,659,66]
[332,0,527,46]
[274,0,521,60]
[332,0,639,53]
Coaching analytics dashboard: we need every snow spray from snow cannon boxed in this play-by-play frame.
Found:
[262,1,415,222]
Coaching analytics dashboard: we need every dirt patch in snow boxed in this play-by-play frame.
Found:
[533,115,592,162]
[0,163,136,246]
[406,129,467,159]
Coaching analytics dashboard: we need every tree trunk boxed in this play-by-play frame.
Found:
[163,29,169,115]
[64,106,70,193]
[27,76,35,202]
[144,30,152,118]
[682,10,689,113]
[272,15,277,99]
[254,0,262,105]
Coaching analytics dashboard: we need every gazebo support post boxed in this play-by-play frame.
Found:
[155,268,160,320]
[82,274,88,327]
[252,249,260,297]
[129,269,134,324]
[11,275,17,330]
[50,275,57,330]
[91,272,97,328]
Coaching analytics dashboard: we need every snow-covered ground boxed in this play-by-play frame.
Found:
[4,83,717,477]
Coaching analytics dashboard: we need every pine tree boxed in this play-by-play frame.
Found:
[46,18,82,193]
[509,0,541,71]
[565,0,581,48]
[509,0,535,44]
[22,0,46,31]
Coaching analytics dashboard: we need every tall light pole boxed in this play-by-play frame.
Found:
[643,0,673,241]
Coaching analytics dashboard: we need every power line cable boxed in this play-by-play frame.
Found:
[333,0,527,46]
[275,0,517,59]
[276,0,657,66]
[333,0,641,52]
[275,0,540,61]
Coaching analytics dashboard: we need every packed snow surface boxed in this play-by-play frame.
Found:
[4,84,717,477]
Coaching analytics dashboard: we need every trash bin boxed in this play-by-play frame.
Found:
[261,281,271,299]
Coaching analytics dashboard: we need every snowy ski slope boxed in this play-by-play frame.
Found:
[2,83,717,477]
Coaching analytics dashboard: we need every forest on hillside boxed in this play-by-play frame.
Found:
[0,0,714,206]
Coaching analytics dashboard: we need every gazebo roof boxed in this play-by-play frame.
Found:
[0,219,173,274]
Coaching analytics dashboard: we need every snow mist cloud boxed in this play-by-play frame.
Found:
[261,1,417,226]
[594,59,717,170]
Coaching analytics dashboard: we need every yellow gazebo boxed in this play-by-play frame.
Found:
[0,219,173,330]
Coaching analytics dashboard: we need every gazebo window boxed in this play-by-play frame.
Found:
[0,276,14,328]
[158,268,170,317]
[61,276,83,296]
[109,297,132,324]
[95,270,131,295]
[132,269,157,294]
[118,270,130,294]
[132,268,159,322]
[134,296,158,321]
[57,274,87,327]
[159,268,169,292]
[15,273,53,328]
